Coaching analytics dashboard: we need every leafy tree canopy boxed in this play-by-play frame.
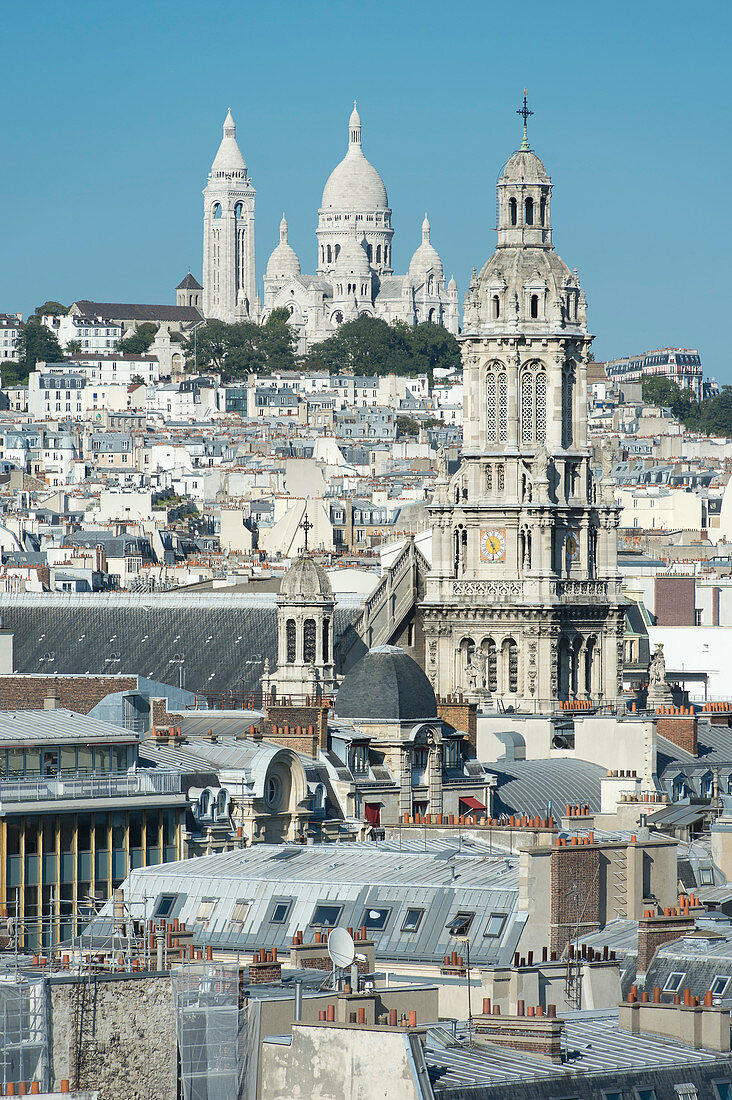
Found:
[640,376,732,439]
[304,317,461,382]
[117,322,158,356]
[305,317,414,375]
[183,315,297,380]
[33,301,67,317]
[1,361,31,386]
[17,317,66,370]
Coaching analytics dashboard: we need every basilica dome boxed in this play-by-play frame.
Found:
[334,645,437,722]
[266,215,301,279]
[408,216,444,281]
[279,552,333,602]
[321,104,389,213]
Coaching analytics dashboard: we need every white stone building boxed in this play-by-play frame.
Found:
[262,106,459,349]
[0,314,22,361]
[42,313,122,352]
[421,119,624,711]
[200,105,459,348]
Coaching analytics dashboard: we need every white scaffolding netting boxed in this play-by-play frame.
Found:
[0,974,48,1090]
[172,963,243,1100]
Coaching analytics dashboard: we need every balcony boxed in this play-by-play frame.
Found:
[0,769,182,804]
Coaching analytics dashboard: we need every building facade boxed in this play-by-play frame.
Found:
[262,106,459,349]
[422,122,624,711]
[201,110,257,322]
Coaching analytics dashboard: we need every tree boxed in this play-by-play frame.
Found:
[16,317,65,370]
[183,319,265,380]
[641,376,695,421]
[305,316,415,375]
[407,323,461,384]
[396,415,420,437]
[33,301,67,317]
[66,340,82,356]
[260,307,298,374]
[131,374,146,385]
[1,361,30,386]
[117,323,158,355]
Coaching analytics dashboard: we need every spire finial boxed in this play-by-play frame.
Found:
[517,89,533,151]
[348,101,362,147]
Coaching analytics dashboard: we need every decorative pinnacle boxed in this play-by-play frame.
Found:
[517,89,533,151]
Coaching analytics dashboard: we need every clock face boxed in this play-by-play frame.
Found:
[566,531,580,561]
[480,528,506,562]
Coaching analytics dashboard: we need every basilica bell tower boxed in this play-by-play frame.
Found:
[202,109,257,322]
[421,97,624,712]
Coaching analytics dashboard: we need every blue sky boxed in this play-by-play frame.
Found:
[2,0,730,379]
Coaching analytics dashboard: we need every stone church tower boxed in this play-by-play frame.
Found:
[422,111,624,712]
[262,552,337,701]
[202,110,257,322]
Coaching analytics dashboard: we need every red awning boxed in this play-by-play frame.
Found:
[364,803,381,825]
[459,796,486,811]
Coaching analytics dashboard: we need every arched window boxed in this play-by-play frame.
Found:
[498,373,507,441]
[327,245,332,264]
[530,294,539,319]
[286,619,296,663]
[525,197,534,225]
[428,307,435,323]
[504,637,519,693]
[483,638,495,692]
[234,202,243,218]
[485,372,496,442]
[366,243,373,262]
[212,203,222,220]
[492,295,500,319]
[322,618,330,663]
[509,197,517,226]
[521,364,547,445]
[540,196,546,226]
[334,244,340,260]
[376,245,381,264]
[303,619,316,663]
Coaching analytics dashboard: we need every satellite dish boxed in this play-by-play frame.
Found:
[328,927,355,968]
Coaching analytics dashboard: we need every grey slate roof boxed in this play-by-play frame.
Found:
[0,593,363,696]
[334,644,437,722]
[73,300,203,323]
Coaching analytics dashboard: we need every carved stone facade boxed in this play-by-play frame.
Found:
[422,129,624,712]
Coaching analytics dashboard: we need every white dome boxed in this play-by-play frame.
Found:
[210,109,247,177]
[334,228,371,277]
[321,104,388,213]
[266,215,301,279]
[408,216,444,281]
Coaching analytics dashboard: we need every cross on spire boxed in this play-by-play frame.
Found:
[517,89,533,151]
[299,509,313,552]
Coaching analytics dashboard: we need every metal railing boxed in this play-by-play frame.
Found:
[0,770,182,803]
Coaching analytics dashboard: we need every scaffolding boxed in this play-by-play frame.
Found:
[172,963,243,1100]
[0,974,48,1091]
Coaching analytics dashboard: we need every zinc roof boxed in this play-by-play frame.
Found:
[91,840,523,966]
[0,708,136,745]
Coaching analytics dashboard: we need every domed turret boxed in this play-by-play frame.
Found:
[335,645,437,722]
[333,224,371,278]
[408,215,444,281]
[266,214,301,279]
[279,552,333,602]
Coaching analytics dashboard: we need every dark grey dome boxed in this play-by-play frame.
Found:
[335,645,437,721]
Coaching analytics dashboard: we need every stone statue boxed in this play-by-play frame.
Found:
[647,642,673,706]
[437,447,448,481]
[648,644,666,687]
[467,648,487,692]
